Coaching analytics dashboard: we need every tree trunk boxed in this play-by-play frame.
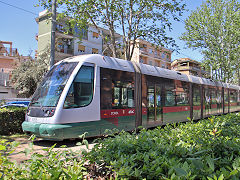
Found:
[238,67,240,86]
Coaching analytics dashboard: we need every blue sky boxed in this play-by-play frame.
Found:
[0,0,204,61]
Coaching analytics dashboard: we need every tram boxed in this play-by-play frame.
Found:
[22,54,240,140]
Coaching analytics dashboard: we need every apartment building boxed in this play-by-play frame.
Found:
[36,10,122,62]
[171,58,209,77]
[0,41,20,98]
[131,39,172,69]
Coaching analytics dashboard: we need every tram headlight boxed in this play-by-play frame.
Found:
[43,109,55,117]
[44,110,50,117]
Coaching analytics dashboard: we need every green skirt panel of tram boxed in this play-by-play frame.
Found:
[22,116,136,140]
[22,121,99,140]
[141,110,191,128]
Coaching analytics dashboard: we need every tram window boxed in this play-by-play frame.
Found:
[230,90,237,103]
[64,65,94,108]
[165,91,175,106]
[211,88,217,104]
[165,80,175,107]
[216,88,222,104]
[31,62,78,107]
[147,87,155,107]
[193,84,201,106]
[224,89,229,104]
[100,68,134,109]
[113,87,120,106]
[112,85,134,109]
[175,80,189,106]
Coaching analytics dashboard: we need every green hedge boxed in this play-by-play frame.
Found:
[0,107,27,135]
[1,113,240,179]
[87,113,240,179]
[0,139,87,179]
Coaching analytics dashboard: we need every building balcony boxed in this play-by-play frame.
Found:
[56,48,73,55]
[0,47,19,57]
[174,66,200,71]
[56,32,73,39]
[139,49,148,55]
[55,49,73,61]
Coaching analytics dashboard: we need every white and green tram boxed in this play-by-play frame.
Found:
[22,54,240,140]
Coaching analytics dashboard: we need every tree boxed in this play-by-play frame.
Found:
[180,0,240,84]
[38,0,185,60]
[11,47,50,97]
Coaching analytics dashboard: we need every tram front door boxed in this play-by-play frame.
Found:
[147,84,163,125]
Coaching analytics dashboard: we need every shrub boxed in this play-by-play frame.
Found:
[1,113,240,179]
[0,107,27,135]
[86,113,240,179]
[0,138,88,179]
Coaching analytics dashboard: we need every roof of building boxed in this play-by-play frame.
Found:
[36,10,122,38]
[171,58,201,66]
[135,39,172,53]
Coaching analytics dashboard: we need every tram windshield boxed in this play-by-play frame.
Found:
[30,62,78,107]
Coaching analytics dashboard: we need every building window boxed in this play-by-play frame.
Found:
[154,51,158,56]
[81,28,88,40]
[140,44,147,48]
[161,53,165,59]
[162,64,165,68]
[92,48,98,54]
[180,62,187,66]
[74,26,88,40]
[166,54,170,60]
[57,42,64,52]
[155,61,158,66]
[78,45,85,52]
[56,24,64,33]
[148,60,153,65]
[140,44,147,51]
[149,49,152,54]
[92,32,99,39]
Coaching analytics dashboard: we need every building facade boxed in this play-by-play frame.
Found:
[131,39,172,69]
[36,10,122,62]
[171,58,209,77]
[0,41,21,99]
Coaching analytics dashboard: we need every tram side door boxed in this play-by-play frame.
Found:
[156,85,162,122]
[147,84,163,124]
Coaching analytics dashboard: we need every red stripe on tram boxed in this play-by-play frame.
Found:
[211,104,217,108]
[193,106,201,110]
[163,106,190,113]
[101,108,135,118]
[101,108,148,119]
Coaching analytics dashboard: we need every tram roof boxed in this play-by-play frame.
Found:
[220,82,239,90]
[228,84,240,90]
[139,63,191,82]
[61,54,136,72]
[61,54,240,90]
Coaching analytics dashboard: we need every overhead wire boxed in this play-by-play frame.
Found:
[0,0,38,16]
[0,0,200,61]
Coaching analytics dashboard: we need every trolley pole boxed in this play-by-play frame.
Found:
[50,0,57,68]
